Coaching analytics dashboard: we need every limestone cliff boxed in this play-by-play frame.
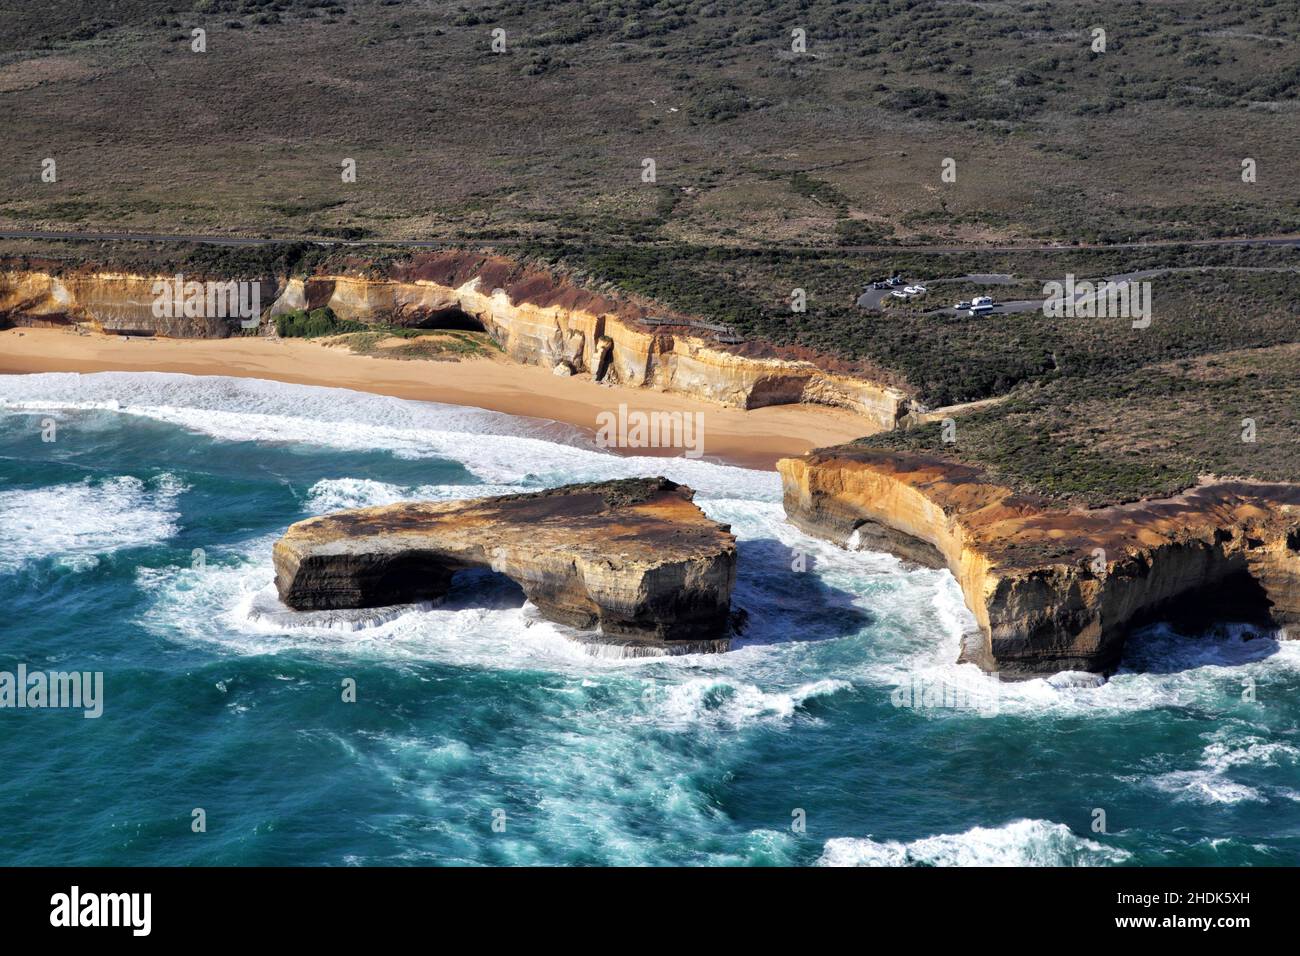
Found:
[0,252,908,425]
[0,269,276,337]
[779,447,1300,676]
[273,477,737,652]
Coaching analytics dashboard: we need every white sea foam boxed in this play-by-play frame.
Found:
[137,548,657,671]
[0,473,186,573]
[21,371,1293,726]
[818,819,1131,867]
[1129,724,1300,806]
[0,372,778,499]
[1200,733,1300,774]
[1143,770,1265,805]
[862,614,1300,720]
[243,586,439,632]
[303,477,521,513]
[653,677,851,728]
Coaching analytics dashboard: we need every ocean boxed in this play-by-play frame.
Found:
[1,371,1297,866]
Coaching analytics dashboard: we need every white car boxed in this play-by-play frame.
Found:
[912,285,927,294]
[956,300,972,310]
[903,286,920,295]
[972,295,994,307]
[890,290,909,299]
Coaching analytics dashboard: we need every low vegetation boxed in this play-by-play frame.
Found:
[859,345,1300,507]
[273,307,366,338]
[329,328,499,359]
[2,0,1297,245]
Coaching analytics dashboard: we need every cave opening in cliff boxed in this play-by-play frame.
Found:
[414,307,486,332]
[444,566,526,611]
[594,342,613,382]
[347,558,525,612]
[1144,570,1277,640]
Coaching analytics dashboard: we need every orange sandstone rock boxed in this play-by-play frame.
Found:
[273,477,737,652]
[779,447,1300,676]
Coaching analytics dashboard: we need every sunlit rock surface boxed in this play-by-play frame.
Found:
[780,447,1300,677]
[1,252,907,427]
[273,477,737,652]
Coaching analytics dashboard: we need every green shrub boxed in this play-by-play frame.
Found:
[273,307,366,338]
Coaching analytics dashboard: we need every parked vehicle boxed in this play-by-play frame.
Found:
[887,276,905,287]
[912,285,927,294]
[903,286,920,295]
[890,290,908,299]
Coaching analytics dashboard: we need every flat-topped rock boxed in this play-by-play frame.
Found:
[273,477,737,651]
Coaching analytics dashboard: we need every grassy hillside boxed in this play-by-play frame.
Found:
[1,0,1297,245]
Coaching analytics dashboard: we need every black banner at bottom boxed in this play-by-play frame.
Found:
[0,865,1277,941]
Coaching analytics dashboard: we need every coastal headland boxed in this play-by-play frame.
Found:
[780,447,1300,676]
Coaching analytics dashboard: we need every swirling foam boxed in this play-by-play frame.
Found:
[818,819,1131,867]
[0,474,185,573]
[13,371,1297,728]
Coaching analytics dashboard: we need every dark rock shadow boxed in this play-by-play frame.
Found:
[1116,571,1284,675]
[1117,621,1283,676]
[439,566,528,611]
[729,537,875,647]
[395,541,872,651]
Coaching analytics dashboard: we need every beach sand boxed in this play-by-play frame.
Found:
[0,328,878,470]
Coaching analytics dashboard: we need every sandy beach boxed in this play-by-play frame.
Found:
[0,328,876,470]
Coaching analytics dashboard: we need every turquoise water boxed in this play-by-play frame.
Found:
[1,372,1298,866]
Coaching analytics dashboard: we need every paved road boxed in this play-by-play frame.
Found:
[1,228,1298,255]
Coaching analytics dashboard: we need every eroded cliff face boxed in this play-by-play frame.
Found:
[273,477,736,652]
[270,260,908,424]
[0,269,275,337]
[0,252,909,425]
[779,448,1300,676]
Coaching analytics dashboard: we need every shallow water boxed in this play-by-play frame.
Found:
[1,372,1297,866]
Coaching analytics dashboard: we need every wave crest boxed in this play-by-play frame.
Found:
[818,819,1130,867]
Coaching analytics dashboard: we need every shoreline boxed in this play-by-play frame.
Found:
[0,328,877,471]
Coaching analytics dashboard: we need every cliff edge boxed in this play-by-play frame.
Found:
[0,251,909,428]
[779,447,1300,676]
